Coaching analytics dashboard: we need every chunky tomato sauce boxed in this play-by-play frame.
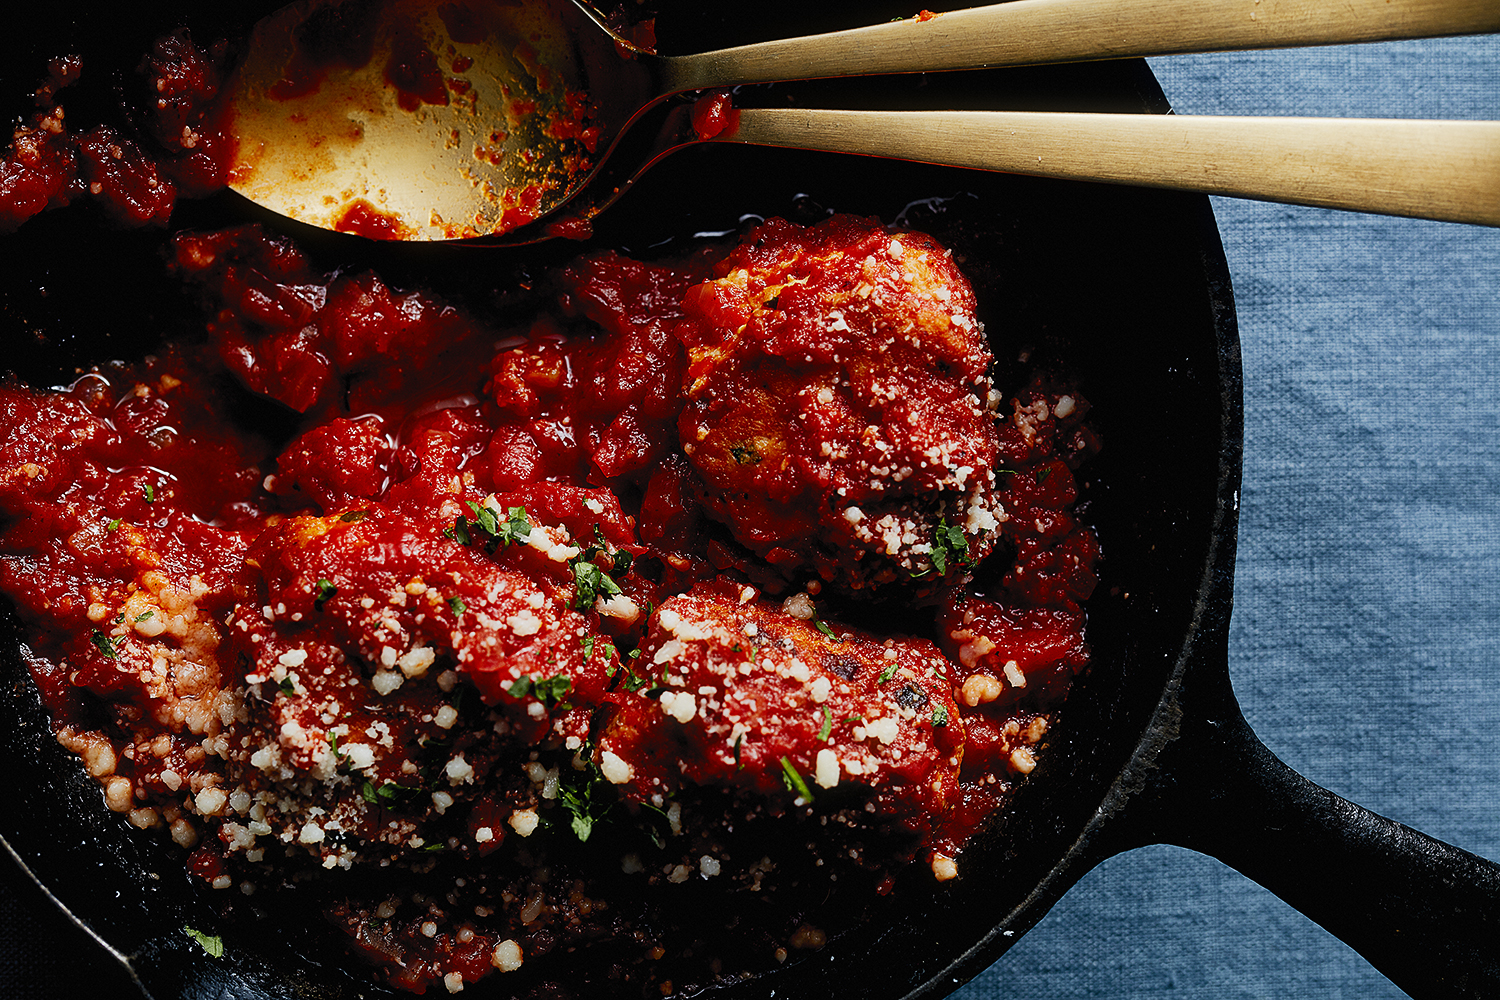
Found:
[1,28,1099,1000]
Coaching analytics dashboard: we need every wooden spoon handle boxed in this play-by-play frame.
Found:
[723,109,1500,226]
[662,0,1500,92]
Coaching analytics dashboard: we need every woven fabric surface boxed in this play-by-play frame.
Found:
[960,34,1500,1000]
[2,31,1497,1000]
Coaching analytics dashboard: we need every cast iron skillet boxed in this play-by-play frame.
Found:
[3,2,1499,998]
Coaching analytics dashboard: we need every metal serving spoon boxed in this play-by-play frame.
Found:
[226,0,1500,241]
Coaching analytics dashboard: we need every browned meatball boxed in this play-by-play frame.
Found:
[676,215,1003,596]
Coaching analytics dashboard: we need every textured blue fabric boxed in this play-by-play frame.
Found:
[960,35,1500,1000]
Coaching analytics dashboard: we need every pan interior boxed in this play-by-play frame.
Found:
[0,2,1238,997]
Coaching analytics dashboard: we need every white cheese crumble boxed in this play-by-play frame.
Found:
[600,750,634,784]
[492,939,524,972]
[814,748,841,789]
[506,611,542,636]
[509,808,539,837]
[659,690,698,724]
[371,670,404,695]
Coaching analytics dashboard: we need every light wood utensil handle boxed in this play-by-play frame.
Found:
[723,110,1500,226]
[662,0,1500,92]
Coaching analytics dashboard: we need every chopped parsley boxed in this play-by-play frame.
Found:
[779,756,814,803]
[927,521,970,577]
[1036,465,1053,484]
[182,926,223,959]
[339,509,370,523]
[729,444,763,466]
[277,676,296,696]
[106,518,121,531]
[817,706,834,742]
[133,610,154,623]
[313,578,337,610]
[557,758,612,842]
[141,483,155,503]
[932,705,950,728]
[507,673,572,709]
[450,503,532,553]
[90,630,118,660]
[812,617,840,643]
[570,557,622,611]
[448,595,466,616]
[733,733,745,769]
[876,663,898,685]
[361,781,419,807]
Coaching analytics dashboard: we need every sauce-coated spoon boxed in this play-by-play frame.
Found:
[226,0,1500,241]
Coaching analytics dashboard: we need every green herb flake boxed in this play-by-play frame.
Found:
[183,926,224,959]
[339,509,371,523]
[570,559,622,611]
[141,483,155,503]
[507,673,571,709]
[448,595,467,615]
[817,706,834,742]
[582,636,595,661]
[504,506,533,544]
[466,500,498,536]
[733,733,745,769]
[779,756,814,803]
[278,676,296,696]
[928,521,971,577]
[106,518,121,531]
[729,445,763,466]
[133,610,154,623]
[557,758,612,843]
[1036,465,1053,484]
[450,515,472,545]
[813,618,840,643]
[314,578,337,610]
[361,781,414,806]
[90,630,118,660]
[932,705,950,728]
[877,663,898,685]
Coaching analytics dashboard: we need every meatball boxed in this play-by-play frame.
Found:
[676,215,1003,595]
[594,582,965,841]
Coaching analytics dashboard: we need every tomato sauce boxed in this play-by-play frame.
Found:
[0,28,1099,1000]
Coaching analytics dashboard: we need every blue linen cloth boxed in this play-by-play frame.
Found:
[2,32,1497,1000]
[961,35,1500,1000]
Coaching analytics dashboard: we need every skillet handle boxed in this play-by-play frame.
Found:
[1107,652,1500,1000]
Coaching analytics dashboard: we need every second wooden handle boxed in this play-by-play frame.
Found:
[724,109,1500,226]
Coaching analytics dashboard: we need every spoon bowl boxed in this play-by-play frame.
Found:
[228,0,654,239]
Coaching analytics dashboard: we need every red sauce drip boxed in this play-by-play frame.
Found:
[335,198,416,242]
[384,21,451,112]
[544,214,593,241]
[493,180,548,233]
[609,15,657,58]
[690,90,740,141]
